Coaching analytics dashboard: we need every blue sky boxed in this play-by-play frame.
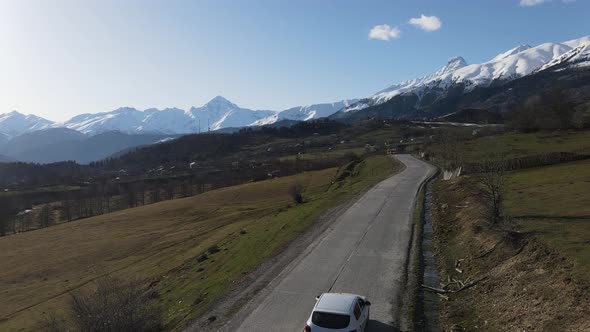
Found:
[0,0,589,121]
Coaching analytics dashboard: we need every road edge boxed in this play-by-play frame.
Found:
[398,158,438,331]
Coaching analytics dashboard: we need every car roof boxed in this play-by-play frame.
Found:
[315,293,359,314]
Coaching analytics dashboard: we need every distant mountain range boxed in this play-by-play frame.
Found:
[0,96,357,139]
[0,97,356,163]
[1,34,589,164]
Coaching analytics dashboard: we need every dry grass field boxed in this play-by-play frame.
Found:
[0,155,399,331]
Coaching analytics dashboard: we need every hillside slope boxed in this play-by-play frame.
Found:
[0,155,398,331]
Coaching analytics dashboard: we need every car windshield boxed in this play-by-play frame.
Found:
[312,311,350,329]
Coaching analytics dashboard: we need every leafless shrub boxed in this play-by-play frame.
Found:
[69,275,161,332]
[289,182,304,204]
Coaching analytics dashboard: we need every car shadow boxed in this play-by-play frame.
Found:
[367,319,401,332]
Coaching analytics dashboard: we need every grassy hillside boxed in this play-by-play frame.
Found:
[0,155,400,331]
[506,160,590,284]
[452,130,590,161]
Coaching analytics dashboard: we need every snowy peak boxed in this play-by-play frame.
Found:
[202,95,239,110]
[491,44,532,62]
[436,56,467,75]
[0,111,54,139]
[190,96,277,131]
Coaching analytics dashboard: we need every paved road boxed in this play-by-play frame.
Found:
[228,155,436,332]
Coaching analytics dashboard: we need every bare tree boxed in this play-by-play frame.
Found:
[39,204,54,228]
[471,154,508,225]
[438,129,465,169]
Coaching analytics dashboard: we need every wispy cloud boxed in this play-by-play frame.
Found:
[368,24,401,41]
[408,15,442,32]
[520,0,575,6]
[519,0,548,6]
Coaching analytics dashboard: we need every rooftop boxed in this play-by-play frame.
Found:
[315,293,358,314]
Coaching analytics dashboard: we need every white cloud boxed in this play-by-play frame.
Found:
[368,24,401,41]
[519,0,546,6]
[519,0,574,6]
[408,15,442,32]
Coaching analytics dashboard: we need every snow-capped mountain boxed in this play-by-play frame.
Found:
[189,96,276,131]
[55,96,277,135]
[60,107,146,135]
[343,35,590,113]
[0,111,54,139]
[252,99,358,126]
[53,96,353,136]
[140,108,199,134]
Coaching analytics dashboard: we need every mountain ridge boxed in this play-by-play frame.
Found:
[342,35,590,114]
[2,34,589,142]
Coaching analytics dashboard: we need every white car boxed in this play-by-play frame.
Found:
[303,293,371,332]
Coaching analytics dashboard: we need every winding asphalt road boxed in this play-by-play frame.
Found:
[226,155,435,332]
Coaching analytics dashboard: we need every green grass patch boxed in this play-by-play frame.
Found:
[506,160,590,286]
[458,130,590,161]
[427,130,590,166]
[506,160,590,217]
[278,147,366,161]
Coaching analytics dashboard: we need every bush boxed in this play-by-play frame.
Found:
[207,245,220,255]
[69,276,161,332]
[507,91,576,132]
[288,182,304,204]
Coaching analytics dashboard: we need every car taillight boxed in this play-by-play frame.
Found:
[303,324,311,332]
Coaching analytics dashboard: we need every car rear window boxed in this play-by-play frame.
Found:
[312,311,350,329]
